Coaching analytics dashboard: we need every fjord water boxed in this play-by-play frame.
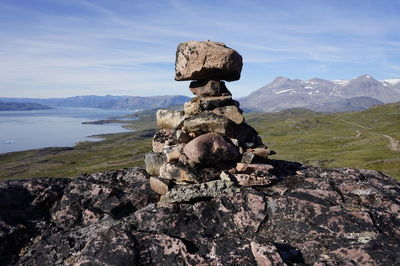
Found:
[0,107,135,153]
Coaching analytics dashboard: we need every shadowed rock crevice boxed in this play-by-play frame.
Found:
[274,243,305,264]
[111,202,136,220]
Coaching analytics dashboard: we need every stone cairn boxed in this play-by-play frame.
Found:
[145,41,275,204]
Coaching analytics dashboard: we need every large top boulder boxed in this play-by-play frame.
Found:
[175,41,243,81]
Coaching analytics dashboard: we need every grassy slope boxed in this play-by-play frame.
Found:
[0,103,399,180]
[248,103,400,179]
[0,112,156,180]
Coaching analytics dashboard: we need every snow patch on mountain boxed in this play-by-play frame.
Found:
[381,79,400,85]
[241,74,400,112]
[273,89,296,94]
[333,80,349,85]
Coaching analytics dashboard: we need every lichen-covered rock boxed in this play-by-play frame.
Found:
[144,152,166,175]
[182,111,237,137]
[158,162,221,184]
[211,105,244,124]
[236,162,274,174]
[152,129,191,153]
[159,179,240,204]
[162,143,184,162]
[241,151,261,164]
[175,41,243,81]
[193,95,239,110]
[66,228,137,265]
[152,129,174,153]
[156,109,184,129]
[231,173,272,186]
[1,164,400,265]
[51,168,157,228]
[159,162,199,183]
[189,80,231,97]
[183,100,202,116]
[184,97,240,117]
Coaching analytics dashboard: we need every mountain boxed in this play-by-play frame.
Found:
[0,95,190,110]
[241,75,400,112]
[304,96,383,113]
[112,95,190,110]
[340,75,400,102]
[0,101,51,111]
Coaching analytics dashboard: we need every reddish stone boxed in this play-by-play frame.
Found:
[183,133,239,166]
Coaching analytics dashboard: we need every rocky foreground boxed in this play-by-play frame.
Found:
[1,160,399,265]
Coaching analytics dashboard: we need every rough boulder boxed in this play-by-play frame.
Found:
[175,41,243,81]
[1,163,400,265]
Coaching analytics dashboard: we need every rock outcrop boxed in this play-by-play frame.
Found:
[1,164,400,265]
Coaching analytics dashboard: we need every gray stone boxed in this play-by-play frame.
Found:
[241,152,258,164]
[163,144,184,163]
[156,109,185,129]
[219,171,232,181]
[159,162,198,184]
[189,80,231,97]
[182,112,237,137]
[184,97,240,117]
[150,176,170,195]
[236,163,274,174]
[144,152,166,176]
[248,147,275,158]
[178,154,189,165]
[152,129,174,153]
[193,96,239,110]
[231,173,272,186]
[183,133,239,166]
[230,138,239,147]
[211,105,244,124]
[159,180,240,204]
[175,41,243,81]
[174,130,192,144]
[184,101,202,116]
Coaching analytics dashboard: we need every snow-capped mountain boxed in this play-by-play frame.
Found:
[241,75,400,112]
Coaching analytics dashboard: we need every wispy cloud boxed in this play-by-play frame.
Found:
[0,0,399,97]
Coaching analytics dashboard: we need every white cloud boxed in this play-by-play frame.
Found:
[0,0,399,97]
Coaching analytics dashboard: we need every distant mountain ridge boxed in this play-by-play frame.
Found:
[2,75,399,113]
[304,96,384,113]
[241,75,400,112]
[0,95,190,110]
[0,101,52,111]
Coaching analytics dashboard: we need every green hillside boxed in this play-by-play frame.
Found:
[0,103,399,180]
[248,102,400,179]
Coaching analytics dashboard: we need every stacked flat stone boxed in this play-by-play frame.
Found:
[145,41,275,202]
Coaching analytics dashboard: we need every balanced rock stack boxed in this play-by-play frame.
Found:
[145,41,275,203]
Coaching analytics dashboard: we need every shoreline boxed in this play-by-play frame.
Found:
[0,109,139,155]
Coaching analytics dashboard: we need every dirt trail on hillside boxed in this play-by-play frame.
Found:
[382,134,400,152]
[334,116,399,152]
[338,118,369,129]
[334,114,370,129]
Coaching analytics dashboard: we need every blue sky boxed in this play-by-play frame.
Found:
[0,0,399,98]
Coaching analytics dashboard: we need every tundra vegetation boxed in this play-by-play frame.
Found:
[0,102,399,180]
